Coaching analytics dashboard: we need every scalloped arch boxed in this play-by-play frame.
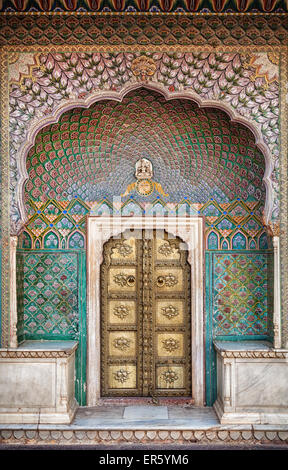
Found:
[17,81,274,231]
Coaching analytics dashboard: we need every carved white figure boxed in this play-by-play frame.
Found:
[135,158,153,180]
[122,158,168,198]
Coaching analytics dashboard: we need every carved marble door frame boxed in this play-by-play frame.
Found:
[87,216,204,406]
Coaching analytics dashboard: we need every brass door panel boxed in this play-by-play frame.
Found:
[157,333,184,358]
[155,300,184,326]
[101,230,191,398]
[108,300,136,325]
[156,365,185,389]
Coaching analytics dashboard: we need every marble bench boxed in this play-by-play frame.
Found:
[213,340,288,425]
[0,340,78,424]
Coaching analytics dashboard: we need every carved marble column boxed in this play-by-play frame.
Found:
[9,236,18,348]
[265,220,282,349]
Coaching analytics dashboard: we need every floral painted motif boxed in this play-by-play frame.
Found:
[213,253,271,336]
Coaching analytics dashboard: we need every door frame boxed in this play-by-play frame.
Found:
[87,216,205,406]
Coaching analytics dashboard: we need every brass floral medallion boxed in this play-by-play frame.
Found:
[161,304,179,319]
[115,241,133,257]
[158,242,175,257]
[113,336,131,351]
[161,369,179,384]
[113,368,131,383]
[113,272,135,287]
[113,304,130,320]
[136,178,154,196]
[131,55,157,81]
[162,337,180,352]
[157,273,178,287]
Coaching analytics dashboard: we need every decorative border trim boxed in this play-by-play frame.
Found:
[0,12,287,16]
[0,50,10,348]
[0,350,76,358]
[214,350,288,359]
[280,49,288,349]
[1,428,288,445]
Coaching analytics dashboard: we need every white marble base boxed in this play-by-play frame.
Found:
[213,341,288,425]
[123,406,168,420]
[0,341,78,424]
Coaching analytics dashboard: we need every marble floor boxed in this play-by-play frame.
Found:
[1,406,288,446]
[69,405,221,430]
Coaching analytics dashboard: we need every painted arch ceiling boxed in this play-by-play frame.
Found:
[9,50,279,232]
[25,88,266,206]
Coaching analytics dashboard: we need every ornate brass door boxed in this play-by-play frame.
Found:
[100,230,191,398]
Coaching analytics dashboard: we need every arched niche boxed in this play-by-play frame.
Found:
[16,82,273,234]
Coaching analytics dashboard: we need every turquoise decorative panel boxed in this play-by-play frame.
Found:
[205,250,273,406]
[68,231,85,249]
[232,232,247,250]
[207,232,219,250]
[23,252,79,337]
[213,253,269,336]
[43,231,59,249]
[16,249,86,405]
[259,232,269,249]
[22,231,32,249]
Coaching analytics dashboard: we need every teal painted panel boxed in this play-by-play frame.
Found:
[16,252,25,344]
[17,249,87,405]
[75,251,87,406]
[205,252,217,406]
[205,250,273,406]
[212,251,271,336]
[0,247,1,347]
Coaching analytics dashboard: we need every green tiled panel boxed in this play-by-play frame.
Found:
[16,252,25,344]
[205,250,273,406]
[16,249,87,405]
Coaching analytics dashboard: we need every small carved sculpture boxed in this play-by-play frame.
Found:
[158,241,178,257]
[113,272,135,287]
[131,55,157,82]
[121,158,169,198]
[114,241,133,257]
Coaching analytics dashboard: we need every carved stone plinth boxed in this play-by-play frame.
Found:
[0,341,78,424]
[213,341,288,425]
